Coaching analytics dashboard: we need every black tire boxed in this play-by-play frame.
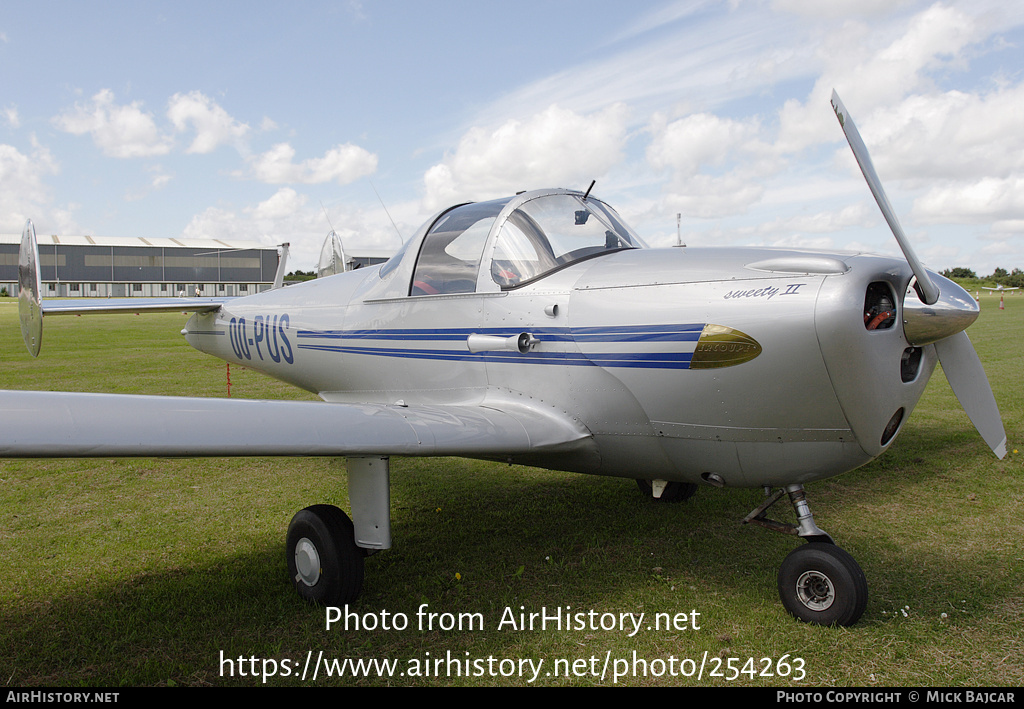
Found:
[635,478,698,503]
[286,505,364,606]
[777,542,868,626]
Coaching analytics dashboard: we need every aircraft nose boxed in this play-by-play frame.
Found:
[902,271,979,346]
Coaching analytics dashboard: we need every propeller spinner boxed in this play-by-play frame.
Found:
[831,90,1006,459]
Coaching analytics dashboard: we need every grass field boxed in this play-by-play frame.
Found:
[0,296,1021,687]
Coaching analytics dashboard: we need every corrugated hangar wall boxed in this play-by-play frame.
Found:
[0,234,281,297]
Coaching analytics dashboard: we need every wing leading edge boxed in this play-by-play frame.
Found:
[0,390,595,463]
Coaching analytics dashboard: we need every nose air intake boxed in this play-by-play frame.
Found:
[832,90,1006,459]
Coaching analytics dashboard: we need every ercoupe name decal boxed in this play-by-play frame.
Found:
[229,314,294,364]
[724,283,806,301]
[690,324,762,369]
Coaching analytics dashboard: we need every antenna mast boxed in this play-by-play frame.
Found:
[369,179,404,243]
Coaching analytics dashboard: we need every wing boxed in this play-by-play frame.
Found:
[9,219,595,466]
[0,390,595,464]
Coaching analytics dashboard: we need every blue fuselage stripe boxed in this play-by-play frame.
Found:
[293,324,704,370]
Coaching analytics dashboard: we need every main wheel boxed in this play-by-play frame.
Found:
[778,542,867,626]
[286,505,364,606]
[635,478,698,503]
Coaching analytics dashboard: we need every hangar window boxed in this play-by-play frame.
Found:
[410,197,511,296]
[491,194,643,289]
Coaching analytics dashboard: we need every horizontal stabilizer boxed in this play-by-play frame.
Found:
[16,219,230,356]
[39,298,227,316]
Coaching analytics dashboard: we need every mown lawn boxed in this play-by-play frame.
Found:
[0,296,1020,686]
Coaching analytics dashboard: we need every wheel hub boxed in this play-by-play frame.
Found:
[294,537,321,587]
[795,570,835,611]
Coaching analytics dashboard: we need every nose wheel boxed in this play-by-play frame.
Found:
[777,543,868,626]
[743,484,868,626]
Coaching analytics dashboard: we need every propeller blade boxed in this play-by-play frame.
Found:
[934,331,1007,459]
[830,93,1003,458]
[830,90,939,305]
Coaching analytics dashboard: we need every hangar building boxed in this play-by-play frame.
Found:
[0,232,281,298]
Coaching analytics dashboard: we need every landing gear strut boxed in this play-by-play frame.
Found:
[744,484,868,626]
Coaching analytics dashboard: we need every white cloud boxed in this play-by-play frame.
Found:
[470,5,810,134]
[54,89,259,158]
[53,89,172,158]
[0,140,63,232]
[167,91,249,154]
[124,166,173,202]
[768,233,837,250]
[815,84,1024,231]
[989,220,1024,234]
[758,203,874,235]
[860,4,983,98]
[3,106,18,129]
[772,0,916,19]
[647,112,764,177]
[181,206,242,241]
[864,87,1024,181]
[914,177,1024,224]
[660,172,767,219]
[181,188,406,270]
[645,111,771,217]
[253,187,307,219]
[776,4,986,154]
[247,142,377,185]
[606,1,710,44]
[422,103,629,210]
[152,171,172,190]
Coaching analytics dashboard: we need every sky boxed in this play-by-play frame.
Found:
[2,0,1023,274]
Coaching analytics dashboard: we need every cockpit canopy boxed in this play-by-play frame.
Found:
[399,189,645,296]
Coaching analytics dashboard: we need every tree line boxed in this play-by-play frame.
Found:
[941,267,1024,289]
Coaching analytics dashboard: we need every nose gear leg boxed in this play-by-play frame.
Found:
[742,484,833,544]
[742,483,867,625]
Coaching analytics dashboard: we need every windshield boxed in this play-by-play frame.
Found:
[490,194,643,289]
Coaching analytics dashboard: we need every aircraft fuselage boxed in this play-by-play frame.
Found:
[185,243,936,489]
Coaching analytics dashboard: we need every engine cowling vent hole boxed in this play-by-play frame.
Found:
[881,408,905,446]
[864,282,897,331]
[901,346,922,383]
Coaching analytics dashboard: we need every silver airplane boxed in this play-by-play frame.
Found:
[2,92,1005,626]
